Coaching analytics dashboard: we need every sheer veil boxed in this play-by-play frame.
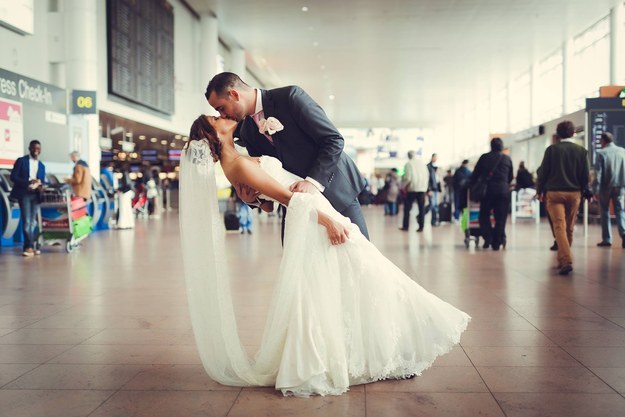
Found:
[179,140,262,386]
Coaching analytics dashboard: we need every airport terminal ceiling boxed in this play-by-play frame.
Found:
[187,0,622,128]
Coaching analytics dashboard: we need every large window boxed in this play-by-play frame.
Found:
[509,71,531,132]
[534,51,563,123]
[490,87,508,133]
[568,15,610,111]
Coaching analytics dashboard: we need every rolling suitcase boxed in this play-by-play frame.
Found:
[224,210,239,231]
[439,201,452,222]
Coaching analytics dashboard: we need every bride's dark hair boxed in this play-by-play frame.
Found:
[186,115,221,162]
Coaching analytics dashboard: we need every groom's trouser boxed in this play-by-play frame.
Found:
[341,198,369,240]
[280,197,370,244]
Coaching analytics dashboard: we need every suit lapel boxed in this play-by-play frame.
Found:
[260,89,283,158]
[243,117,276,157]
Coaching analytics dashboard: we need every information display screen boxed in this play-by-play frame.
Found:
[587,99,625,164]
[168,149,181,161]
[107,0,174,114]
[141,149,159,162]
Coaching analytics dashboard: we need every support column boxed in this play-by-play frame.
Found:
[610,2,624,84]
[200,13,219,90]
[63,0,99,171]
[230,45,246,78]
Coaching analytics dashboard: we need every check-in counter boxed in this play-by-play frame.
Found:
[0,169,22,246]
[92,178,110,230]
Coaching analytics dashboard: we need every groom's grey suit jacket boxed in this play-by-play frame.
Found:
[236,86,365,212]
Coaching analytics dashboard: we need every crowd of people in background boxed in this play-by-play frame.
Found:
[8,119,625,267]
[352,119,624,276]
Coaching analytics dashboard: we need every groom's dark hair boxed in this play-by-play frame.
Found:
[205,72,250,100]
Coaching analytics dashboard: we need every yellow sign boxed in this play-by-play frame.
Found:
[71,90,96,114]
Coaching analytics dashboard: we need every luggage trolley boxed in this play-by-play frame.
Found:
[37,184,92,253]
[461,199,481,248]
[460,190,495,249]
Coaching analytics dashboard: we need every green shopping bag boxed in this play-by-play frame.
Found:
[72,216,92,239]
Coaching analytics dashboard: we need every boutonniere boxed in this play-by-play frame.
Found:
[258,116,284,135]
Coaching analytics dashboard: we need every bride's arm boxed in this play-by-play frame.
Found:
[235,159,350,244]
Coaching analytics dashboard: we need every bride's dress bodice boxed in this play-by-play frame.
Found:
[258,156,303,193]
[258,156,348,226]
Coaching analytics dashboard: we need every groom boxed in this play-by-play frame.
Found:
[205,72,369,239]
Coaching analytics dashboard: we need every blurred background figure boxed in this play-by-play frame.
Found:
[594,132,625,248]
[426,154,441,226]
[230,185,253,234]
[536,121,589,275]
[452,159,472,222]
[515,161,535,191]
[400,150,429,232]
[469,138,513,251]
[65,151,91,202]
[383,168,400,216]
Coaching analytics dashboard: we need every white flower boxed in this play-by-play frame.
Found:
[259,116,284,135]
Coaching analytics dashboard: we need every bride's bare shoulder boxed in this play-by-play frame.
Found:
[223,156,261,181]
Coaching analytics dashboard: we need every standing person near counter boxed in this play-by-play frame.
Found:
[65,151,91,202]
[9,140,47,257]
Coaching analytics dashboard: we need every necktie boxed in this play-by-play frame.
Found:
[251,111,273,144]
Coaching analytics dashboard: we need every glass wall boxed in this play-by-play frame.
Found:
[535,51,563,123]
[509,71,531,133]
[567,15,610,111]
[449,8,622,163]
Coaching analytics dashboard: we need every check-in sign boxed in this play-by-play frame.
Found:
[71,90,97,114]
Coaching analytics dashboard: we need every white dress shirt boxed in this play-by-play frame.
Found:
[28,156,39,180]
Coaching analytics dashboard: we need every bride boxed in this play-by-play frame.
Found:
[179,114,470,397]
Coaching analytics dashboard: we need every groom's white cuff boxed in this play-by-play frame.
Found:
[305,177,325,192]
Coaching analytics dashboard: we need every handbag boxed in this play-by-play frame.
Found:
[469,154,503,203]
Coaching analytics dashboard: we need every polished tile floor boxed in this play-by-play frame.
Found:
[0,206,624,417]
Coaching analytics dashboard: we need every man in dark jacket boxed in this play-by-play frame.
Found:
[426,153,440,226]
[9,140,46,256]
[452,159,472,220]
[537,121,589,275]
[468,138,513,251]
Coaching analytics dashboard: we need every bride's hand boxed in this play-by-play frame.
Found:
[236,183,260,204]
[323,217,350,245]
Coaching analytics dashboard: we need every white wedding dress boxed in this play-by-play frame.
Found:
[179,145,470,397]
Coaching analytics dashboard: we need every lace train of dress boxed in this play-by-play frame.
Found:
[251,157,470,396]
[179,149,470,397]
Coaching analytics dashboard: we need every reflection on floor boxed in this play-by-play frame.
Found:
[1,206,624,417]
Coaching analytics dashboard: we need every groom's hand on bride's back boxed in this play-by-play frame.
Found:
[289,180,318,194]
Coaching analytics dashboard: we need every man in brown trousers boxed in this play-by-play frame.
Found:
[537,121,589,276]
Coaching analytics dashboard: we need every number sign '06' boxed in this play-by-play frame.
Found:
[71,90,97,114]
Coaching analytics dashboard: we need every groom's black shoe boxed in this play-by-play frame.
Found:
[399,227,409,231]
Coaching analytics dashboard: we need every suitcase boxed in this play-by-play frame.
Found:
[439,201,452,222]
[224,210,240,231]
